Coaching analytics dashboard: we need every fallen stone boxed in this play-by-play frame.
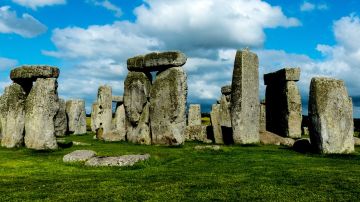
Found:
[63,150,97,163]
[221,85,231,95]
[194,145,221,151]
[150,67,187,146]
[73,141,91,146]
[260,131,295,147]
[264,67,300,85]
[10,65,59,82]
[85,154,150,167]
[66,99,87,135]
[54,98,68,137]
[308,77,354,154]
[127,51,187,72]
[25,78,59,150]
[188,104,201,126]
[231,49,260,144]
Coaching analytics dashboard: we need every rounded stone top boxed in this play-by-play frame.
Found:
[221,85,232,95]
[10,65,60,81]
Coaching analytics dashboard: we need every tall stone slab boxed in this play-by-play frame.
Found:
[259,100,266,132]
[308,77,354,154]
[219,94,231,128]
[90,102,99,133]
[92,86,112,140]
[264,68,302,138]
[150,67,187,145]
[54,98,68,137]
[210,104,223,144]
[124,72,152,145]
[188,104,201,126]
[230,49,259,144]
[103,104,126,142]
[66,99,87,135]
[25,78,59,150]
[0,83,26,148]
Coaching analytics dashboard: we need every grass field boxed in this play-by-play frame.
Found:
[0,134,360,201]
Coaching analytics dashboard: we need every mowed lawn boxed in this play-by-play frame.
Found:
[0,134,360,201]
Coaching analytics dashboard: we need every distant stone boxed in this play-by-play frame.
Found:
[150,67,187,145]
[66,99,87,135]
[219,94,231,128]
[194,145,221,151]
[185,125,209,142]
[112,96,123,103]
[188,104,201,126]
[93,86,113,139]
[10,65,60,81]
[103,104,126,142]
[85,154,150,167]
[54,99,68,137]
[210,104,223,144]
[221,85,231,95]
[63,150,97,163]
[25,78,59,150]
[0,83,26,148]
[264,67,300,85]
[73,141,91,146]
[259,131,295,147]
[309,77,354,154]
[127,51,187,72]
[231,49,260,144]
[259,100,266,132]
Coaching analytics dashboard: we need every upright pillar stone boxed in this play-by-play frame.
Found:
[259,100,266,132]
[66,99,87,135]
[230,49,259,144]
[0,83,26,148]
[92,86,112,140]
[54,98,68,137]
[185,104,209,142]
[90,102,99,133]
[102,104,126,142]
[264,68,302,138]
[25,78,59,150]
[210,104,223,144]
[219,85,232,128]
[308,77,354,154]
[188,104,201,126]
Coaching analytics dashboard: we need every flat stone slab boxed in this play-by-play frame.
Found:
[259,131,295,147]
[127,51,187,72]
[63,150,97,163]
[194,145,221,151]
[221,85,231,95]
[85,154,150,167]
[10,65,60,81]
[264,67,300,85]
[112,96,123,103]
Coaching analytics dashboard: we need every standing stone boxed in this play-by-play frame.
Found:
[54,98,68,137]
[259,100,266,132]
[66,99,87,135]
[90,102,99,133]
[219,94,231,128]
[230,49,259,144]
[264,68,302,138]
[25,78,59,150]
[308,77,354,154]
[0,83,26,148]
[124,72,152,145]
[93,86,113,140]
[103,104,126,142]
[150,67,187,145]
[210,104,223,144]
[188,104,201,126]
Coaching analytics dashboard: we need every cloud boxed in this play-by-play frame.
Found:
[0,6,47,37]
[11,0,66,10]
[88,0,122,17]
[300,1,328,12]
[0,57,18,70]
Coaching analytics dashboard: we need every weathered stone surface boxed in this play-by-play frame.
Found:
[0,83,26,148]
[54,98,68,137]
[63,150,97,163]
[265,68,302,138]
[103,104,126,142]
[66,99,87,135]
[127,102,151,145]
[185,125,209,142]
[309,77,354,154]
[127,51,187,72]
[219,94,231,128]
[210,104,223,144]
[150,67,187,145]
[221,85,231,95]
[259,100,266,132]
[93,86,113,139]
[25,78,59,150]
[260,131,295,147]
[230,49,260,144]
[85,154,150,167]
[90,102,99,133]
[188,104,201,126]
[264,67,300,85]
[194,145,221,151]
[354,137,360,146]
[10,65,59,81]
[112,96,123,103]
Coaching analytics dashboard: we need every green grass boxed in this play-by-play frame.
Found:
[201,117,211,126]
[0,134,360,201]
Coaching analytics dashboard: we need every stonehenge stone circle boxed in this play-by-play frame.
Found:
[230,49,260,144]
[188,104,201,126]
[210,104,223,144]
[259,100,266,132]
[264,68,302,138]
[102,104,126,142]
[127,51,187,72]
[54,98,68,137]
[308,77,354,154]
[92,86,113,140]
[150,67,188,145]
[25,78,59,150]
[66,99,87,135]
[0,83,26,148]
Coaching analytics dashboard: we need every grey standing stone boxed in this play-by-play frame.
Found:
[54,98,68,137]
[124,72,152,145]
[0,83,26,148]
[221,85,231,95]
[259,100,266,132]
[66,99,87,135]
[25,78,59,150]
[188,104,201,126]
[103,104,126,142]
[264,68,302,138]
[210,104,223,144]
[308,77,354,154]
[90,102,99,133]
[230,49,260,144]
[219,94,231,128]
[92,86,113,140]
[150,67,187,145]
[185,125,209,142]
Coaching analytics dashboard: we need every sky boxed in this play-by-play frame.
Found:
[1,0,360,117]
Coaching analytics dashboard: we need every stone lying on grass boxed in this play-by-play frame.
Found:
[194,145,221,151]
[85,154,150,167]
[259,131,295,147]
[73,141,91,146]
[63,150,97,163]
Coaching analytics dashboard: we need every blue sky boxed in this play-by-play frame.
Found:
[1,0,360,117]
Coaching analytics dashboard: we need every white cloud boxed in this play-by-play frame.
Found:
[0,6,47,37]
[88,0,122,17]
[300,1,328,12]
[0,57,18,70]
[11,0,66,10]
